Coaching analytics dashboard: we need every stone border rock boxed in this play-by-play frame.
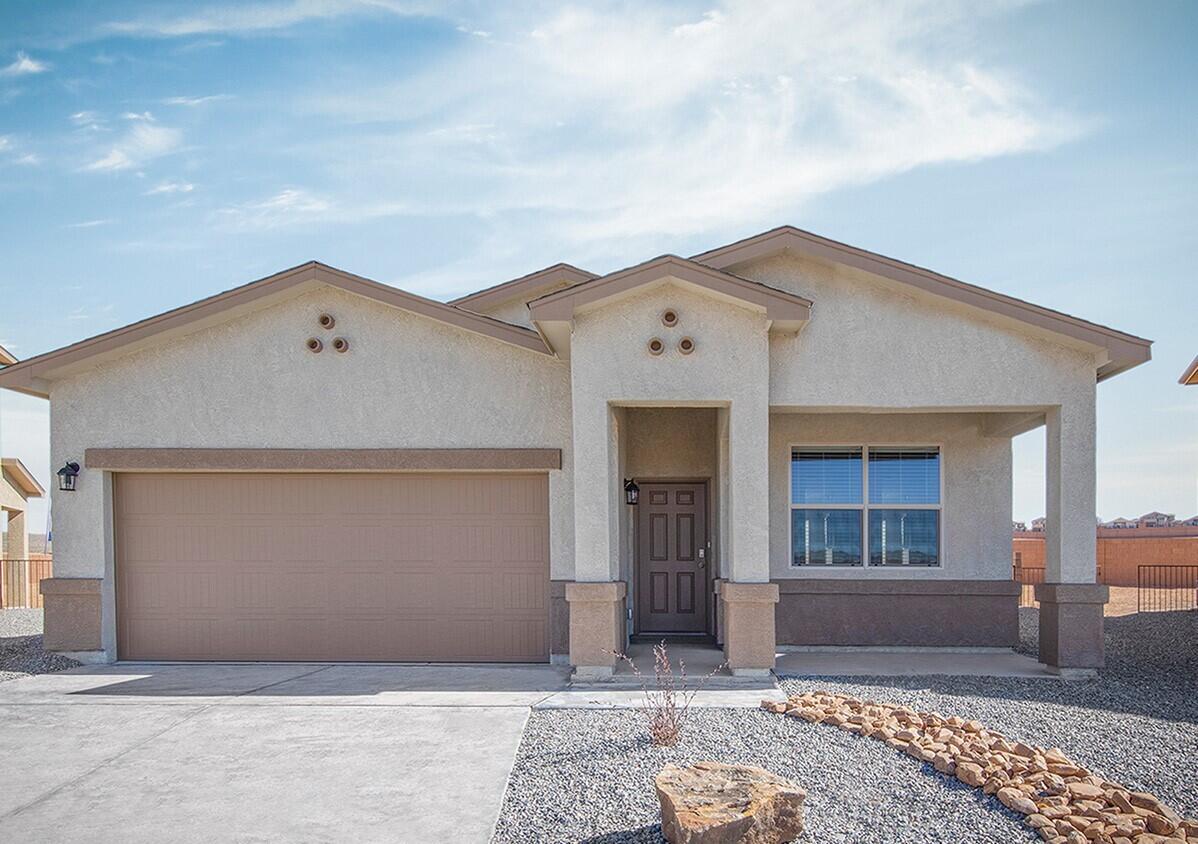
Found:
[763,691,1198,844]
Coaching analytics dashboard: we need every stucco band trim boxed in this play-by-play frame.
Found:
[85,448,562,472]
[774,578,1020,648]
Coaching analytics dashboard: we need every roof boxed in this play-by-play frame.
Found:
[0,261,552,398]
[1180,355,1198,386]
[450,263,597,312]
[0,458,44,498]
[527,254,811,358]
[0,344,16,366]
[692,225,1152,381]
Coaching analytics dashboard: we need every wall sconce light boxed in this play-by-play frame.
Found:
[57,461,80,492]
[624,478,640,506]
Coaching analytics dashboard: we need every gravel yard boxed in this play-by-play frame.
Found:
[0,609,80,683]
[492,609,1198,843]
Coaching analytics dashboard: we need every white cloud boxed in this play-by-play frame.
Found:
[70,110,106,131]
[66,219,114,228]
[14,153,40,166]
[162,94,232,106]
[215,187,412,230]
[299,0,1078,244]
[121,110,155,121]
[144,181,195,195]
[0,51,49,77]
[83,123,183,172]
[105,0,433,37]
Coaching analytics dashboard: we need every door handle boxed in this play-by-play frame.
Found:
[698,548,705,568]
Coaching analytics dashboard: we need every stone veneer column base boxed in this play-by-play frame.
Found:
[1035,583,1108,673]
[566,581,626,678]
[720,582,780,676]
[39,578,103,653]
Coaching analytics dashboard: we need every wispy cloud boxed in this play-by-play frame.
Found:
[67,303,116,320]
[297,0,1080,244]
[162,94,233,106]
[83,123,183,172]
[1,51,49,77]
[70,110,106,130]
[105,0,430,37]
[215,187,411,230]
[120,110,155,121]
[66,219,114,228]
[144,181,195,195]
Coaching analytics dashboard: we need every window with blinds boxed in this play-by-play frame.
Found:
[791,445,941,568]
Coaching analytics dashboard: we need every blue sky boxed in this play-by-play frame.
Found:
[1,0,1195,535]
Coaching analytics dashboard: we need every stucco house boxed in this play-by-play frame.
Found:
[0,226,1151,676]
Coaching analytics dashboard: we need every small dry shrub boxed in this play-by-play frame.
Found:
[613,641,726,747]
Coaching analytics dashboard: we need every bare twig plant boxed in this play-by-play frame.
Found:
[613,641,727,747]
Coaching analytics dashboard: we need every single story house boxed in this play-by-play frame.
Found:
[0,226,1151,675]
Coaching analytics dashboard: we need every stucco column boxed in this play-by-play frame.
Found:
[5,509,28,560]
[1040,401,1106,672]
[568,399,625,675]
[727,399,769,582]
[720,399,775,674]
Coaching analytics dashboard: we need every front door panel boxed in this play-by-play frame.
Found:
[636,483,707,633]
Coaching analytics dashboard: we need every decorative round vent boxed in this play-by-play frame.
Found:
[332,337,350,353]
[661,309,679,327]
[306,337,323,353]
[678,337,695,355]
[318,313,336,329]
[647,337,665,356]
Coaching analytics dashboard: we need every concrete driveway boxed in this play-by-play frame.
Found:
[0,662,569,843]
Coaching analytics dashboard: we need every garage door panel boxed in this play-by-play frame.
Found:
[116,472,549,662]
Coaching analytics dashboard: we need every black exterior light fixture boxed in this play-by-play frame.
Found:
[57,461,80,492]
[623,478,640,506]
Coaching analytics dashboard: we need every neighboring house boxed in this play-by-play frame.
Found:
[1,457,45,560]
[1100,517,1137,529]
[1029,517,1047,532]
[1137,511,1175,528]
[1012,520,1027,533]
[0,225,1152,674]
[1180,516,1198,527]
[1180,355,1198,386]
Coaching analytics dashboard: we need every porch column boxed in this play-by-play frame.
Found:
[5,508,29,561]
[567,399,624,676]
[721,399,777,675]
[1037,401,1107,673]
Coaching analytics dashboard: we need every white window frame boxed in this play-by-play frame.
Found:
[788,442,945,570]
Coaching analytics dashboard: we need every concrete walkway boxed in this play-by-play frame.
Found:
[0,662,570,844]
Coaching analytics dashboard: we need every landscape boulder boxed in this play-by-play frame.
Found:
[655,761,806,844]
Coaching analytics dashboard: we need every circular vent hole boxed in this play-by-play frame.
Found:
[332,337,349,353]
[306,337,323,353]
[661,309,678,327]
[318,313,336,329]
[647,338,665,356]
[678,337,695,355]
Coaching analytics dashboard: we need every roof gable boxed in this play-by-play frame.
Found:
[450,263,597,312]
[0,262,551,398]
[0,344,16,367]
[693,226,1151,381]
[527,254,811,359]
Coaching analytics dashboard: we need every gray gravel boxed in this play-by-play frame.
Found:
[493,609,1198,843]
[0,609,80,683]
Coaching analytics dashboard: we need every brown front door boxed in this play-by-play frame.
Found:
[636,482,708,634]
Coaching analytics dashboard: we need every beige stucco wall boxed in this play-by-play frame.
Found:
[742,253,1099,585]
[769,413,1012,580]
[568,281,770,583]
[49,285,574,656]
[467,281,574,328]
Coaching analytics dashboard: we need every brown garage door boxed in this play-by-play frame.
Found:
[115,472,549,662]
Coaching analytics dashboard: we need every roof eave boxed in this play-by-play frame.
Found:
[693,225,1153,383]
[1,458,45,497]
